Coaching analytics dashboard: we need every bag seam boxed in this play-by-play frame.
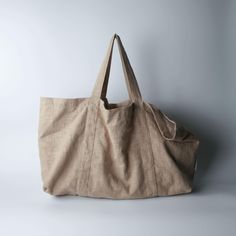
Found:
[75,106,89,194]
[143,106,158,196]
[86,100,100,196]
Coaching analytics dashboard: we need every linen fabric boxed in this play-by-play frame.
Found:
[38,34,199,199]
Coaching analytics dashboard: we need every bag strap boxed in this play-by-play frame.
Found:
[91,34,142,104]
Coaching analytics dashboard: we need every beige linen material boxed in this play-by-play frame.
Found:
[38,34,200,199]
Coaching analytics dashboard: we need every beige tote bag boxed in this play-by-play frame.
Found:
[38,34,200,199]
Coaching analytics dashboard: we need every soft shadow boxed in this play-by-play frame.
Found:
[164,109,223,192]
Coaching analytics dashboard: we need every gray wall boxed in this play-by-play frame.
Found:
[0,0,235,235]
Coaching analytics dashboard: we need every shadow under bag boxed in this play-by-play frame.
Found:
[38,34,200,199]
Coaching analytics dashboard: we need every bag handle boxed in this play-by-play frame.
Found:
[91,34,142,104]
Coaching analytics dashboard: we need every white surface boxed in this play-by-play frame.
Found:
[0,0,236,235]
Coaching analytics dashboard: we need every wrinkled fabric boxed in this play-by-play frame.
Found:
[38,34,199,199]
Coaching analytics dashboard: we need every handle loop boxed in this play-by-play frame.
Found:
[91,34,142,104]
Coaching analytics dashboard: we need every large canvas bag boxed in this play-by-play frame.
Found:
[38,34,199,199]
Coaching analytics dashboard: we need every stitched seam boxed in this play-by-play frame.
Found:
[86,100,100,196]
[143,105,158,196]
[75,106,89,194]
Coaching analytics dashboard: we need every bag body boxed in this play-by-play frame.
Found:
[38,34,199,199]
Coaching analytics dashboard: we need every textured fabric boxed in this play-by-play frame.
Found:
[38,34,200,199]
